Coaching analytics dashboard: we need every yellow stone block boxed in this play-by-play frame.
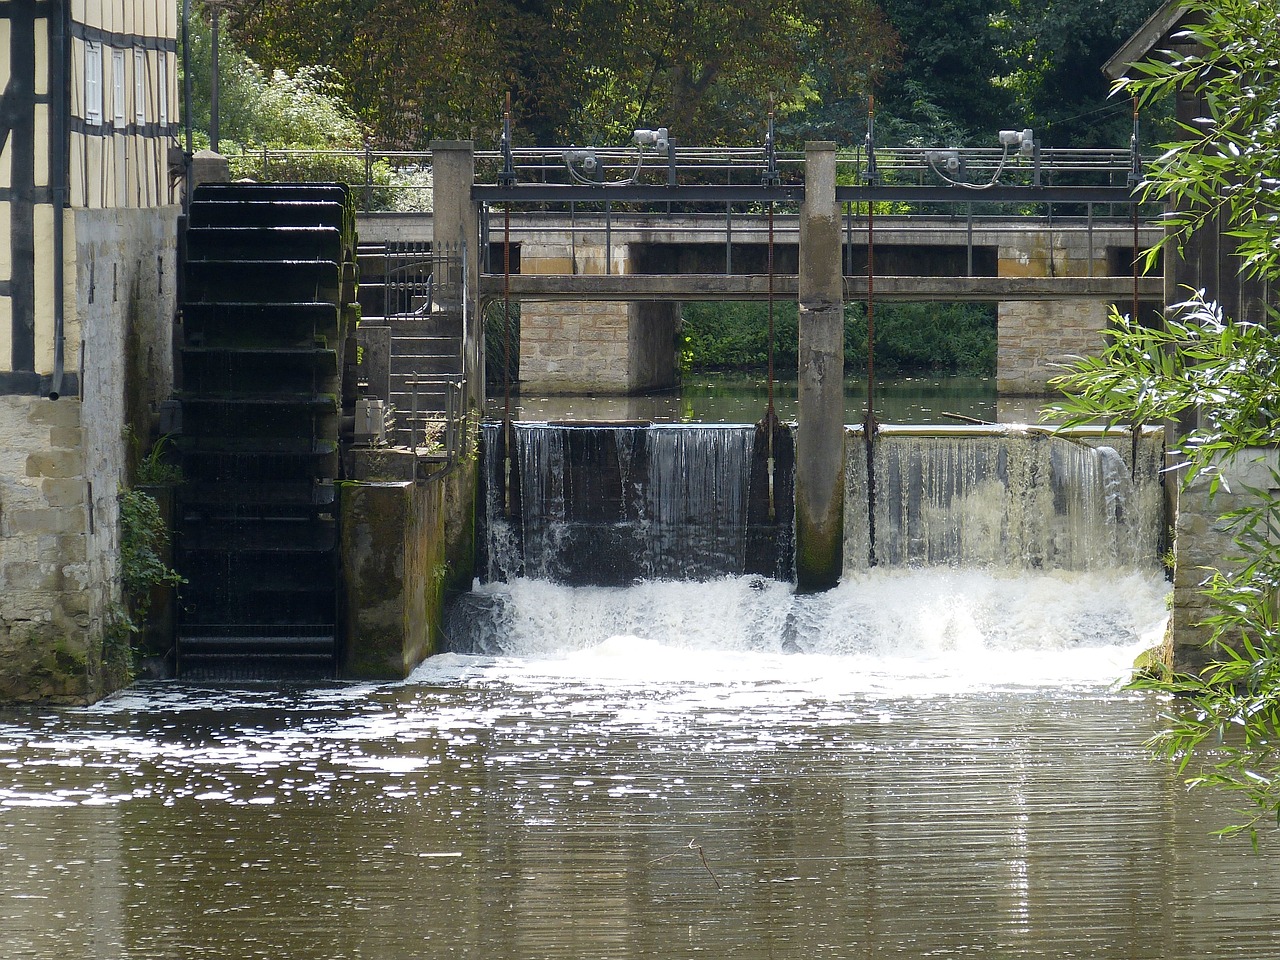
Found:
[525,256,574,275]
[998,256,1051,278]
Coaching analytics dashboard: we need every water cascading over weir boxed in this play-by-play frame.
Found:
[173,183,359,680]
[480,422,796,584]
[475,420,1164,586]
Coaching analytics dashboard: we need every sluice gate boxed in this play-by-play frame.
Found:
[174,183,359,680]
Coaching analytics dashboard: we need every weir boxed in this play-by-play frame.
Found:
[480,421,796,585]
[456,420,1166,659]
[475,421,1164,584]
[844,426,1165,573]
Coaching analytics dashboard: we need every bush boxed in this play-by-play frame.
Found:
[681,301,995,376]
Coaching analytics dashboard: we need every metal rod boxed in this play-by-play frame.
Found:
[865,94,878,567]
[503,98,515,516]
[767,197,776,521]
[725,203,733,274]
[411,375,418,457]
[966,203,973,277]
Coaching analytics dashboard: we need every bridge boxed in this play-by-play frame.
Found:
[347,139,1162,590]
[358,208,1161,399]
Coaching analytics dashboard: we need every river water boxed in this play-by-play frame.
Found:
[4,381,1275,958]
[4,570,1280,959]
[487,373,1047,425]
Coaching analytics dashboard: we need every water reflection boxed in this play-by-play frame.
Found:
[2,639,1279,959]
[488,373,1046,425]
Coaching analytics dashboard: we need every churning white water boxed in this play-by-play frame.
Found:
[439,568,1169,695]
[464,421,1169,696]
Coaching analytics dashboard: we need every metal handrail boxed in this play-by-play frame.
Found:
[221,143,1151,212]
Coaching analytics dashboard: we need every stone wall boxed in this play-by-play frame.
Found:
[339,446,476,681]
[1170,450,1278,675]
[0,205,178,703]
[0,396,95,700]
[518,241,679,394]
[340,479,445,680]
[997,230,1113,394]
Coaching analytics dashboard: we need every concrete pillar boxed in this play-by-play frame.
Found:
[429,141,483,410]
[795,142,845,591]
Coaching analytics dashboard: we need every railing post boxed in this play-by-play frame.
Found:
[364,144,373,211]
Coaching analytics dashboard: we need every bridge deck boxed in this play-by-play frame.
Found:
[479,273,1162,303]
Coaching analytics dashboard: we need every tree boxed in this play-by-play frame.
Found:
[181,2,367,150]
[991,0,1166,147]
[1050,0,1280,841]
[222,0,900,148]
[872,0,1014,144]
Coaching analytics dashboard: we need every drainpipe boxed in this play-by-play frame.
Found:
[48,1,70,400]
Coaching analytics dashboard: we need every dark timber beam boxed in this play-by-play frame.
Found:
[4,2,36,373]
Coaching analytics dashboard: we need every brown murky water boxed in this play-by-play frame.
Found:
[2,577,1278,960]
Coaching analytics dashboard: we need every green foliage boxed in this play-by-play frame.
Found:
[1048,0,1280,843]
[681,300,995,376]
[224,0,900,149]
[681,302,799,371]
[118,488,184,631]
[1116,0,1280,284]
[132,433,183,486]
[989,0,1165,147]
[183,6,367,150]
[485,299,521,391]
[849,302,996,375]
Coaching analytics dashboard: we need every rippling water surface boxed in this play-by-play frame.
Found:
[2,571,1278,959]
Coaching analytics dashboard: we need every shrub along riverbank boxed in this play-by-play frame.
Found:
[680,301,996,376]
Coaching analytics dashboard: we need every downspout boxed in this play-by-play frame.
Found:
[48,1,70,400]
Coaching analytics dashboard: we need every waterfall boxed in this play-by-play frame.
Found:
[459,421,1167,666]
[480,422,794,585]
[845,426,1164,573]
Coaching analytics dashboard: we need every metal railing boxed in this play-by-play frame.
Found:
[220,142,1150,212]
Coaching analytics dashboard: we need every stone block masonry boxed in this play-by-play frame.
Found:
[1171,450,1279,674]
[518,242,679,393]
[0,205,177,703]
[0,396,94,702]
[997,230,1115,394]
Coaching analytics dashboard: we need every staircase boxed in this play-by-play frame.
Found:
[358,240,465,448]
[175,182,358,681]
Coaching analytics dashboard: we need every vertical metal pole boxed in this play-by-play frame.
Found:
[504,197,513,516]
[966,203,973,277]
[502,94,514,516]
[364,144,373,211]
[1087,202,1095,278]
[725,203,733,274]
[864,96,879,567]
[845,202,853,278]
[411,376,419,457]
[766,198,776,521]
[210,5,220,153]
[605,200,612,275]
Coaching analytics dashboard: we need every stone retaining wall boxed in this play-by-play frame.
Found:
[0,206,177,703]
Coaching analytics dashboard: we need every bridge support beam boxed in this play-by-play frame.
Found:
[795,142,845,592]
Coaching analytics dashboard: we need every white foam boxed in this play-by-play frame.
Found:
[432,569,1169,696]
